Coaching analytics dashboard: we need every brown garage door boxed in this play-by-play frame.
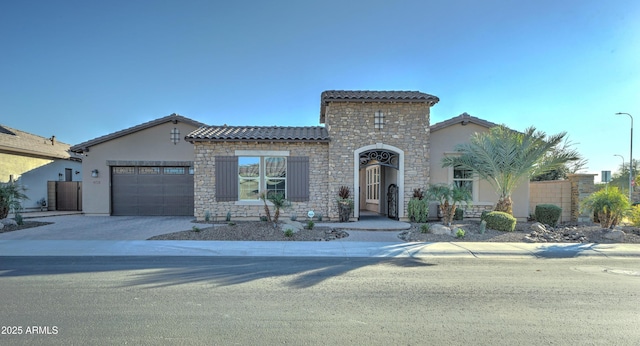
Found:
[111,166,194,216]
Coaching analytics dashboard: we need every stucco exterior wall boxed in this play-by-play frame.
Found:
[0,152,53,183]
[529,180,572,223]
[79,121,199,215]
[323,102,432,220]
[194,141,329,221]
[429,122,530,220]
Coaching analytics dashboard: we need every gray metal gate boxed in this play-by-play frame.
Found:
[111,166,194,216]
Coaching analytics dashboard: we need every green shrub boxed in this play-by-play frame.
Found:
[316,213,323,221]
[284,229,294,237]
[455,228,465,238]
[629,205,640,227]
[306,220,315,230]
[192,225,201,232]
[408,198,428,223]
[480,210,490,221]
[453,207,464,220]
[420,224,431,233]
[483,211,517,232]
[581,187,630,228]
[226,211,232,222]
[534,204,562,226]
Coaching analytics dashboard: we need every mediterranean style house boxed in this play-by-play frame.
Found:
[70,90,531,221]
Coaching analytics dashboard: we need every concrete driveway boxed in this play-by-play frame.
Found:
[0,215,196,240]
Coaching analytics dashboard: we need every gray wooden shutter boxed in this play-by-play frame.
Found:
[287,156,309,202]
[215,156,238,201]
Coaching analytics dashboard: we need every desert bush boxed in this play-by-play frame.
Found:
[629,205,640,227]
[580,187,630,228]
[534,204,562,226]
[408,198,429,223]
[483,211,517,232]
[453,207,464,220]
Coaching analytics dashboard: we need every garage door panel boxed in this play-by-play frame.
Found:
[112,166,194,216]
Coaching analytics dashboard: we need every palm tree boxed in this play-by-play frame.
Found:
[0,182,28,219]
[442,125,580,215]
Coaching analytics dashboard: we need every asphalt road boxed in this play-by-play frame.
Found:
[1,256,639,345]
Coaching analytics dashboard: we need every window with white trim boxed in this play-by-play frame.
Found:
[366,165,380,203]
[453,166,473,195]
[238,156,286,200]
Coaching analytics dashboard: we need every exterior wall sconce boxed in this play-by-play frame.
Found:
[171,128,180,145]
[91,169,99,178]
[374,111,385,130]
[58,173,64,181]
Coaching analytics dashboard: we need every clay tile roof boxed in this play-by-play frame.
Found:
[70,113,206,153]
[0,125,76,160]
[186,126,330,142]
[320,90,439,122]
[430,112,499,132]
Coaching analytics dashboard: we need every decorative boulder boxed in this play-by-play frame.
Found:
[603,230,625,242]
[1,218,18,227]
[430,224,452,236]
[280,221,304,234]
[530,222,547,233]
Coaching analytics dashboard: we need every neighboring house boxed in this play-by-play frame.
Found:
[0,125,82,211]
[70,114,205,216]
[429,113,529,220]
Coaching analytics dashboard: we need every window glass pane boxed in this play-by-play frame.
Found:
[454,168,473,179]
[239,157,260,200]
[112,167,135,175]
[239,157,259,177]
[265,157,286,178]
[139,167,161,174]
[163,167,185,174]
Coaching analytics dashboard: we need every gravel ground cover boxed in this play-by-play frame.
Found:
[148,220,640,243]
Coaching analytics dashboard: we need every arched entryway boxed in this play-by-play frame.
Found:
[353,144,404,220]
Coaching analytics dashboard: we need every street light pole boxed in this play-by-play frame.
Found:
[616,112,633,201]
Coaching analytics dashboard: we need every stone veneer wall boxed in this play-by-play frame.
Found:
[568,174,596,222]
[324,102,432,220]
[194,141,329,221]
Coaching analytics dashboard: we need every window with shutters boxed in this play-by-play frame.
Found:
[238,156,286,200]
[216,155,308,203]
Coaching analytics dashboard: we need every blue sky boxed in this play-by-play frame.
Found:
[1,0,639,179]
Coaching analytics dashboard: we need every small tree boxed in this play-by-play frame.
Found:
[580,187,630,229]
[426,184,472,226]
[0,182,28,219]
[260,192,290,224]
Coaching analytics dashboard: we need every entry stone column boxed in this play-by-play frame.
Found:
[568,174,596,222]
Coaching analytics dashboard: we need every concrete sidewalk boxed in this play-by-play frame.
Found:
[1,240,639,259]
